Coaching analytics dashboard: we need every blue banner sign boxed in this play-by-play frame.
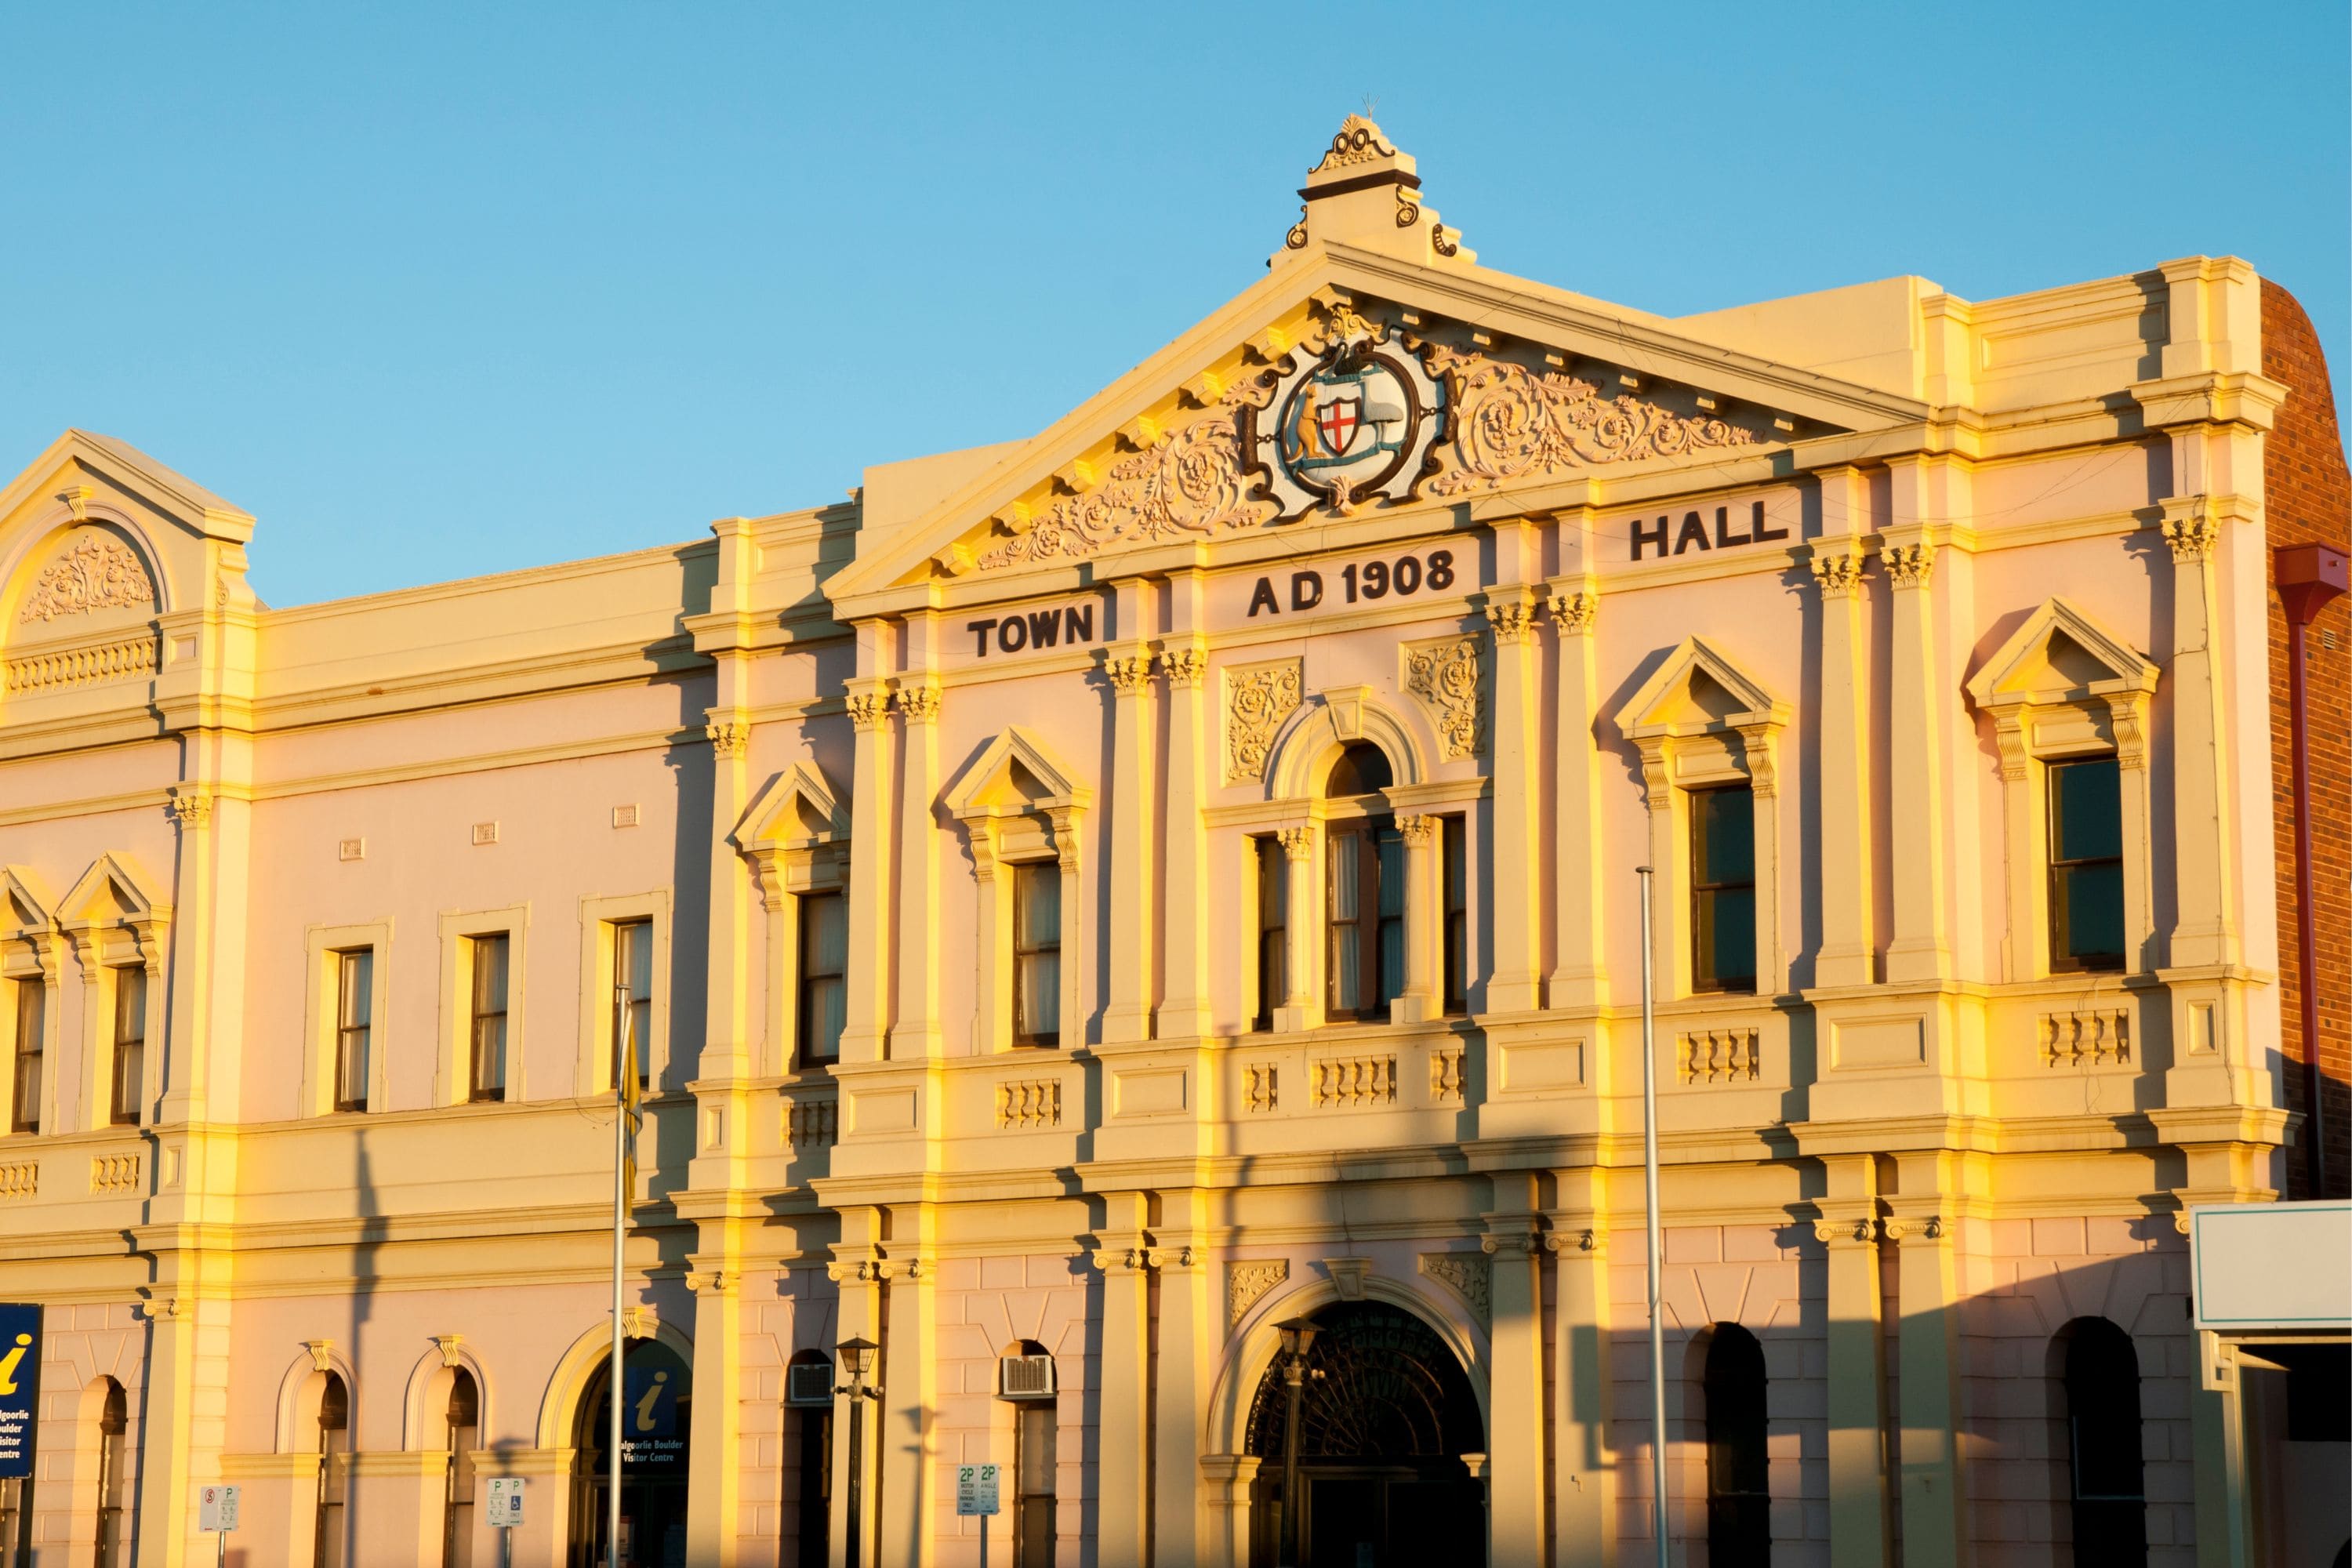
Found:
[0,1304,40,1481]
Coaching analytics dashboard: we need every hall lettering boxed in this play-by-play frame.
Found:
[965,602,1098,658]
[1631,501,1789,561]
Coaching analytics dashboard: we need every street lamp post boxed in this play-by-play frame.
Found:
[1272,1316,1323,1568]
[836,1338,880,1568]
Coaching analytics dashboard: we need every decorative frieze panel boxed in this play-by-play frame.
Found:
[0,1162,34,1200]
[1313,1055,1396,1109]
[2041,1009,2131,1068]
[1423,345,1760,495]
[5,631,159,695]
[1430,1044,1465,1105]
[1227,1258,1288,1329]
[1225,659,1303,783]
[1403,636,1483,760]
[17,534,154,622]
[1679,1027,1760,1084]
[1243,1063,1279,1113]
[996,1078,1064,1131]
[785,1098,838,1147]
[90,1152,141,1195]
[1417,1252,1490,1330]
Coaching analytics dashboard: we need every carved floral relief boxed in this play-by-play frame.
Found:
[1225,659,1303,784]
[16,534,154,624]
[1423,344,1759,495]
[1403,636,1483,760]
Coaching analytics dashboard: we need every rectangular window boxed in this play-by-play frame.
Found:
[1689,787,1757,995]
[797,891,848,1066]
[468,934,509,1102]
[332,949,372,1112]
[1327,822,1402,1022]
[1441,815,1468,1015]
[1012,863,1062,1047]
[612,919,653,1088]
[1254,837,1287,1032]
[11,980,42,1134]
[1015,1400,1056,1567]
[109,967,147,1126]
[2049,756,2125,972]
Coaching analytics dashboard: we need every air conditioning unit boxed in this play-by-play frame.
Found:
[786,1362,834,1407]
[999,1353,1056,1400]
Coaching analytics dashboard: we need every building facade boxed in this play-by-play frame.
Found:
[0,120,2344,1568]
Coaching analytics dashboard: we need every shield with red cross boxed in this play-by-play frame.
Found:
[1316,394,1362,456]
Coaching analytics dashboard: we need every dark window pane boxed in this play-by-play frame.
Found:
[1692,788,1755,887]
[2048,757,2126,971]
[2050,757,2123,862]
[1690,788,1756,994]
[1325,742,1392,798]
[1255,837,1287,1030]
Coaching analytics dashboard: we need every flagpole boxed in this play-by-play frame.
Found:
[609,982,629,1568]
[1637,867,1668,1568]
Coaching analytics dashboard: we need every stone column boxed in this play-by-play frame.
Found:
[1152,1196,1212,1566]
[1546,1210,1614,1568]
[1275,826,1319,1032]
[1391,815,1439,1024]
[840,667,895,1065]
[2160,497,2238,970]
[892,662,944,1059]
[1102,648,1156,1044]
[684,1265,742,1566]
[879,1249,936,1567]
[1811,481,1875,988]
[1094,1201,1153,1568]
[133,1294,198,1568]
[1880,532,1951,983]
[1889,1194,1962,1568]
[1814,1158,1890,1567]
[1480,1217,1547,1564]
[826,1215,887,1568]
[1483,593,1542,1013]
[1544,583,1608,1009]
[1156,641,1214,1040]
[1200,1456,1261,1568]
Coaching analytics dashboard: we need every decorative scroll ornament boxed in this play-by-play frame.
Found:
[1225,659,1303,783]
[1314,114,1399,173]
[1242,317,1446,520]
[1403,636,1483,760]
[1422,345,1759,495]
[1417,1252,1491,1330]
[1228,1258,1289,1329]
[17,534,154,623]
[978,383,1279,571]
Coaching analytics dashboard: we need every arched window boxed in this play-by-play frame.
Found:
[443,1369,480,1568]
[1323,745,1402,1022]
[314,1372,350,1568]
[2061,1319,2146,1566]
[93,1379,128,1568]
[1704,1324,1769,1566]
[999,1341,1056,1566]
[786,1351,832,1568]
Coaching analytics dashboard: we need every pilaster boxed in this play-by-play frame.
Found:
[1390,815,1439,1024]
[1274,825,1320,1032]
[1544,1194,1614,1568]
[1887,1189,1962,1568]
[1093,1193,1153,1568]
[1156,637,1214,1040]
[1482,590,1541,1013]
[1151,1193,1211,1566]
[841,648,895,1065]
[2158,495,2240,971]
[892,624,945,1058]
[684,1262,742,1566]
[132,1290,198,1568]
[1881,523,1951,982]
[1543,579,1609,1009]
[1811,468,1875,989]
[1479,1203,1545,1566]
[824,1216,887,1568]
[1813,1157,1890,1568]
[1102,644,1157,1044]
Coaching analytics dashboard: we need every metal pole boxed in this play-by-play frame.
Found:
[1638,866,1669,1568]
[844,1384,865,1568]
[1279,1359,1305,1567]
[609,985,626,1568]
[503,1523,513,1568]
[979,1499,989,1568]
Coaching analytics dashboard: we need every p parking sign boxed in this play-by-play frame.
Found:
[488,1475,527,1526]
[0,1305,40,1482]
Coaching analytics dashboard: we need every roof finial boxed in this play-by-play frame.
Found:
[1272,110,1474,270]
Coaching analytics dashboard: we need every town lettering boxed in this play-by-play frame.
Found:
[1247,550,1457,618]
[966,603,1098,658]
[1631,502,1790,561]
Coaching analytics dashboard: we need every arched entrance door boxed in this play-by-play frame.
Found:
[1244,1301,1485,1567]
[568,1338,692,1568]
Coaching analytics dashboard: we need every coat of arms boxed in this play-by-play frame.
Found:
[1246,314,1445,519]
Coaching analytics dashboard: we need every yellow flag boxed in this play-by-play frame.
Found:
[619,996,642,1196]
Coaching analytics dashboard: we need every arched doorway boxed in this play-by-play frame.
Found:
[1243,1301,1485,1567]
[568,1338,691,1568]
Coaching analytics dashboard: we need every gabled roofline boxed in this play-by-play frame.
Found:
[0,429,256,543]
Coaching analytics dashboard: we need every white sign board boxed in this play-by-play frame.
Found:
[488,1476,527,1528]
[198,1485,241,1533]
[956,1463,1001,1517]
[2191,1202,2352,1330]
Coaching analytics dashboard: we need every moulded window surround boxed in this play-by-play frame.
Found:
[330,952,372,1114]
[441,1369,479,1568]
[947,728,1090,1056]
[93,1379,129,1568]
[574,891,672,1098]
[1689,786,1759,996]
[734,760,850,1078]
[1963,598,2158,982]
[797,890,848,1067]
[436,906,530,1107]
[59,854,169,1136]
[1010,861,1064,1047]
[2047,757,2127,973]
[4,967,52,1135]
[1249,835,1287,1033]
[303,921,394,1119]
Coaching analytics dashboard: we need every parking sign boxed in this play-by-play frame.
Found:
[198,1485,240,1532]
[488,1475,527,1527]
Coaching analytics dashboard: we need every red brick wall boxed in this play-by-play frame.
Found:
[2261,280,2351,1199]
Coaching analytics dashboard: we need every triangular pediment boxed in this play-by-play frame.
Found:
[945,726,1092,818]
[2,866,55,938]
[827,156,1929,609]
[735,761,848,850]
[1617,636,1788,739]
[59,851,164,929]
[1965,598,2159,710]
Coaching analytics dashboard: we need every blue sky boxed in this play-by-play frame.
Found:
[3,2,2344,607]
